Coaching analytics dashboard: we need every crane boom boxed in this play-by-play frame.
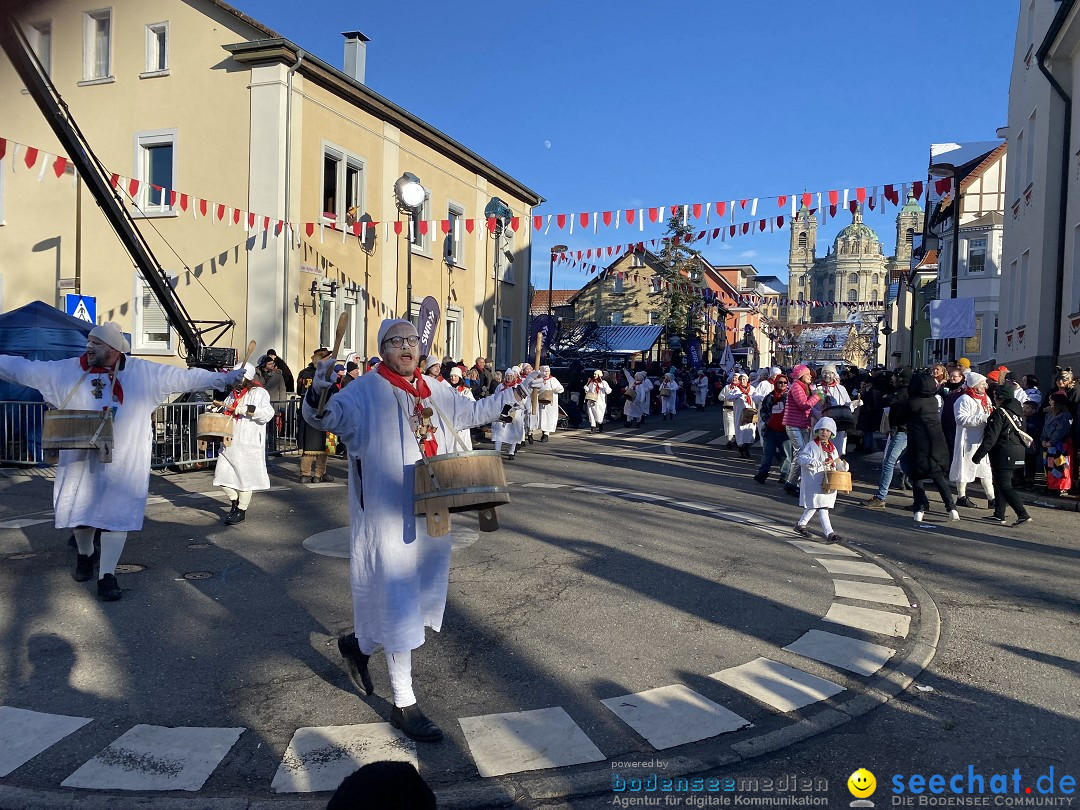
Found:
[0,12,236,368]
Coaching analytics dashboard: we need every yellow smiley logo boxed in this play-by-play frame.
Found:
[848,768,877,798]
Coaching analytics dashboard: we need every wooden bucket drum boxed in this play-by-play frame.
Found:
[196,412,234,450]
[740,407,759,426]
[538,391,554,405]
[623,390,636,402]
[584,391,598,403]
[42,409,114,463]
[823,469,852,493]
[414,450,510,537]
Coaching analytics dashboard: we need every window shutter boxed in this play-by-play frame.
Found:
[141,281,170,344]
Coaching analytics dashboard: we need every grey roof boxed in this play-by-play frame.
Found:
[579,325,665,356]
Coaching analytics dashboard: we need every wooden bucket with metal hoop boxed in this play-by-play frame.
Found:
[414,450,510,537]
[740,407,759,426]
[538,390,554,405]
[42,409,114,463]
[584,391,598,403]
[196,412,234,449]
[822,469,852,493]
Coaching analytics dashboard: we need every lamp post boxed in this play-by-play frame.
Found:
[929,163,959,360]
[548,244,568,317]
[393,172,425,323]
[485,196,514,366]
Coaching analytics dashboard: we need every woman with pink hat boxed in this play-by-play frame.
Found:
[781,364,824,497]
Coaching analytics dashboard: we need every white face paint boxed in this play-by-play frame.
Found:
[86,336,119,367]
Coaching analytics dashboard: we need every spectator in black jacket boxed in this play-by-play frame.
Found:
[972,386,1032,526]
[895,372,958,523]
[470,357,494,399]
[265,349,294,393]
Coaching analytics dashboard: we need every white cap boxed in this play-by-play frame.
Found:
[377,318,414,347]
[89,322,130,354]
[813,416,837,435]
[232,361,256,380]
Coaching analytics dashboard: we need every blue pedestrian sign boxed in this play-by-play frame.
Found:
[65,294,96,324]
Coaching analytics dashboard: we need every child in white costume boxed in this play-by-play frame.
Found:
[794,417,849,543]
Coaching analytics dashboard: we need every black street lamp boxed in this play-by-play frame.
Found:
[485,196,514,366]
[393,172,425,322]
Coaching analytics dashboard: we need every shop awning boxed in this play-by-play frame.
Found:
[563,324,665,356]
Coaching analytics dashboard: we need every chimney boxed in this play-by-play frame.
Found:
[342,31,369,84]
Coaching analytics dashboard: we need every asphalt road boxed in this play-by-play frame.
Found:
[0,405,1076,808]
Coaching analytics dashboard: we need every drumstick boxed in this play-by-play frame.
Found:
[240,340,257,367]
[316,311,350,417]
[531,331,543,416]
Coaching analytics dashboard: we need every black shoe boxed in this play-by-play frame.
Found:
[982,515,1007,525]
[73,553,95,582]
[793,524,812,538]
[97,573,122,601]
[390,704,443,742]
[321,473,335,483]
[955,496,978,508]
[223,507,246,525]
[526,433,533,445]
[1013,515,1033,527]
[299,476,312,484]
[337,633,373,696]
[784,483,800,498]
[598,423,604,432]
[540,433,548,442]
[507,453,515,461]
[753,472,768,484]
[826,533,843,544]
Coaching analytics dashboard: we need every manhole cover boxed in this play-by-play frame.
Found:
[8,553,37,560]
[188,543,211,549]
[115,564,145,574]
[182,571,213,580]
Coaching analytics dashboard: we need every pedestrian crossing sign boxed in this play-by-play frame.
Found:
[65,294,96,324]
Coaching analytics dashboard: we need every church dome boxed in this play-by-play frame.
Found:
[832,206,880,254]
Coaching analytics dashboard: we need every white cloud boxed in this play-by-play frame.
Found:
[739,250,758,258]
[718,243,732,251]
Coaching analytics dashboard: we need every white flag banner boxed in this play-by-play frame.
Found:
[930,298,977,339]
[720,344,735,375]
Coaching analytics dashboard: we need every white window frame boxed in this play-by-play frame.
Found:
[446,201,465,267]
[444,306,462,360]
[1017,251,1029,327]
[631,253,645,268]
[82,9,113,83]
[133,129,178,217]
[133,273,175,354]
[320,142,365,227]
[142,21,169,77]
[26,21,51,76]
[967,237,987,274]
[613,275,624,293]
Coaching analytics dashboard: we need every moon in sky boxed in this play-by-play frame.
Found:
[544,140,552,149]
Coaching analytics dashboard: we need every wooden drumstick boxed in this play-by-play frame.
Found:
[316,311,350,417]
[240,339,257,367]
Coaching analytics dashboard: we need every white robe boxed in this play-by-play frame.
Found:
[950,393,993,483]
[536,375,565,433]
[490,384,526,446]
[0,354,227,531]
[797,440,848,509]
[213,386,275,491]
[692,377,709,406]
[623,373,652,420]
[659,381,679,414]
[449,382,475,451]
[302,371,515,653]
[584,379,611,426]
[726,386,757,445]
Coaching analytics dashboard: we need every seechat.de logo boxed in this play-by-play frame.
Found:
[849,768,878,808]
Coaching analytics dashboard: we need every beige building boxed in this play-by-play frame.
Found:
[0,0,540,371]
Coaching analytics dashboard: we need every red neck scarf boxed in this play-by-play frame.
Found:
[377,362,437,456]
[79,353,124,404]
[964,387,991,411]
[815,437,836,455]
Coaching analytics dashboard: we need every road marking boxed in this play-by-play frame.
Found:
[833,580,910,607]
[0,518,51,530]
[784,629,896,676]
[459,707,604,778]
[62,724,244,791]
[786,540,859,556]
[823,603,911,638]
[706,436,733,446]
[271,724,416,793]
[0,707,91,778]
[601,684,751,750]
[814,558,892,579]
[521,482,569,489]
[636,430,671,438]
[710,657,845,713]
[666,430,709,443]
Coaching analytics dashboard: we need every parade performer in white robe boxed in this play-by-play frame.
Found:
[446,367,474,451]
[793,417,848,543]
[814,364,856,456]
[584,371,611,432]
[658,373,679,419]
[726,372,757,458]
[520,362,539,442]
[213,363,275,525]
[623,370,651,425]
[535,366,564,441]
[0,322,243,601]
[721,375,739,448]
[950,371,996,508]
[302,319,535,743]
[692,370,709,412]
[491,367,527,459]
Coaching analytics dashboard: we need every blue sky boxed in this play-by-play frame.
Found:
[230,0,1017,293]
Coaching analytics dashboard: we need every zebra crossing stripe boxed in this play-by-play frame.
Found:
[459,707,604,778]
[601,684,751,750]
[271,724,416,793]
[823,603,911,638]
[784,629,896,676]
[710,657,845,713]
[665,430,709,443]
[0,707,90,778]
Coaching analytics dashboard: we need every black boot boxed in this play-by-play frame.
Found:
[73,553,95,582]
[337,633,374,695]
[598,423,604,432]
[223,507,246,525]
[390,704,443,742]
[97,573,122,601]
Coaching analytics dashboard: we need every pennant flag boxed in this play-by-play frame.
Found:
[23,147,39,169]
[625,209,636,225]
[0,138,6,161]
[934,177,951,196]
[648,207,660,223]
[52,156,67,178]
[828,190,838,205]
[557,213,567,229]
[777,195,786,208]
[233,208,242,225]
[510,216,520,232]
[533,215,543,231]
[579,212,589,228]
[602,210,612,227]
[127,177,140,197]
[305,222,315,238]
[418,220,428,236]
[716,201,726,219]
[692,203,702,219]
[465,219,474,234]
[913,180,924,199]
[216,203,226,222]
[884,185,899,205]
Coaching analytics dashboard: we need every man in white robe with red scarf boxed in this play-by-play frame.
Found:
[302,319,537,742]
[0,322,244,601]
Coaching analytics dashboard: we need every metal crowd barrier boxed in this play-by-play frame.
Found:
[0,397,300,470]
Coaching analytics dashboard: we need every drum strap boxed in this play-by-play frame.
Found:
[58,370,92,409]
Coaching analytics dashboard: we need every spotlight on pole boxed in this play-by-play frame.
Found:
[393,172,425,212]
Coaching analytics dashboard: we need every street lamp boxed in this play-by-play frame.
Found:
[929,163,959,360]
[485,196,514,366]
[548,244,568,317]
[394,172,425,323]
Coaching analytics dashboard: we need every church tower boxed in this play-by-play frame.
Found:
[894,192,924,265]
[787,204,817,323]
